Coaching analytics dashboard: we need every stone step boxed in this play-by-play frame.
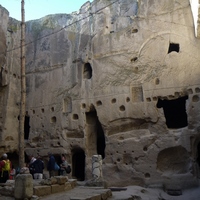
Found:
[0,177,112,200]
[33,177,77,197]
[40,186,112,200]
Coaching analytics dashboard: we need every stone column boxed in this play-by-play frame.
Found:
[92,155,103,180]
[86,155,106,187]
[14,174,33,200]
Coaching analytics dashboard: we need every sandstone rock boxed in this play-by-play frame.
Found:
[51,184,65,194]
[14,174,33,200]
[55,176,68,185]
[0,186,14,197]
[33,185,51,197]
[1,0,200,190]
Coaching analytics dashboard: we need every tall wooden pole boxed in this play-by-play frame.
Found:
[19,0,26,168]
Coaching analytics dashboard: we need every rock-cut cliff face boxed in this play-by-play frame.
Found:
[0,6,21,155]
[2,0,200,188]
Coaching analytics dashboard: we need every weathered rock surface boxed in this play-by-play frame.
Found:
[1,0,200,189]
[14,174,33,199]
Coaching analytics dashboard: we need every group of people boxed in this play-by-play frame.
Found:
[0,152,71,183]
[47,152,70,178]
[28,153,70,179]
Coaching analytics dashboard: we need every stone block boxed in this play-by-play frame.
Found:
[101,189,112,200]
[0,186,14,197]
[55,176,68,185]
[31,195,40,200]
[65,182,72,191]
[68,179,77,188]
[33,185,51,196]
[90,194,101,200]
[40,177,57,186]
[51,184,65,193]
[14,174,33,200]
[50,177,58,184]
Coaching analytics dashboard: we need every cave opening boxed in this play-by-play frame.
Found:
[83,62,92,79]
[72,147,85,181]
[197,142,200,167]
[156,96,188,129]
[96,117,106,159]
[86,107,106,159]
[168,43,180,53]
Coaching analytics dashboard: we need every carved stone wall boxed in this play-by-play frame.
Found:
[0,6,21,154]
[2,0,200,188]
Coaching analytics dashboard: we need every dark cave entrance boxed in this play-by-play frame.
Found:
[96,118,106,159]
[24,111,30,140]
[6,151,29,172]
[72,147,85,181]
[83,62,92,79]
[156,96,188,129]
[197,142,200,167]
[86,106,106,159]
[168,43,180,53]
[18,111,30,140]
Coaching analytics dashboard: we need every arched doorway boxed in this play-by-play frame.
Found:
[72,147,85,181]
[85,105,106,159]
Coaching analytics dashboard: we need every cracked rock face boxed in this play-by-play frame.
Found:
[1,0,200,188]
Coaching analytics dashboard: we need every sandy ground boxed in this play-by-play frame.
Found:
[1,184,200,200]
[109,185,200,200]
[35,185,200,200]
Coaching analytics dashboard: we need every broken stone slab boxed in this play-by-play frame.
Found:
[33,185,51,197]
[31,195,40,200]
[55,176,68,185]
[68,179,77,188]
[90,189,112,200]
[0,185,14,197]
[85,179,107,188]
[51,184,65,194]
[14,174,33,200]
[70,194,101,200]
[70,187,112,200]
[100,189,112,200]
[40,176,57,185]
[65,181,73,191]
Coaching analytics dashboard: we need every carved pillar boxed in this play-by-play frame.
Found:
[92,155,103,180]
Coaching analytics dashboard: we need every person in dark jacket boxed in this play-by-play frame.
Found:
[47,152,55,178]
[28,155,36,178]
[30,156,44,179]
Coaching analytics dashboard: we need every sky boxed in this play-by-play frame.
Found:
[0,0,92,21]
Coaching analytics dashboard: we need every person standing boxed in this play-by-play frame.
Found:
[31,156,44,179]
[1,154,11,183]
[47,152,56,178]
[9,165,16,180]
[0,159,5,183]
[59,155,68,176]
[28,155,36,178]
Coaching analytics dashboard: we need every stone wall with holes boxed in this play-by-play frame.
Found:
[3,0,200,188]
[0,6,21,154]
